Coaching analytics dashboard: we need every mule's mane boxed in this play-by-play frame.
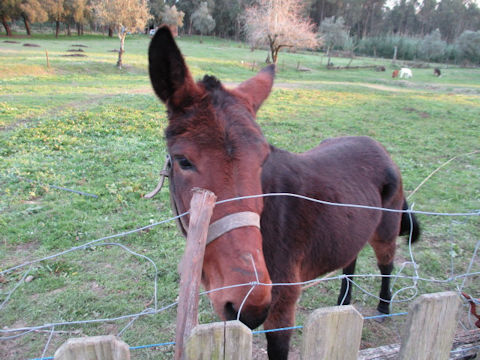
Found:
[165,75,266,157]
[200,75,222,91]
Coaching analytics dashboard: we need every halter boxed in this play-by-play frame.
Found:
[145,155,261,245]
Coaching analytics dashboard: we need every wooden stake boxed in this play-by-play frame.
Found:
[398,291,461,360]
[175,188,217,360]
[46,49,50,68]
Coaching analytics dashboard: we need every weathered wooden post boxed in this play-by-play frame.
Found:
[45,49,50,68]
[398,291,462,360]
[301,305,363,360]
[53,335,130,360]
[185,320,252,360]
[175,188,217,360]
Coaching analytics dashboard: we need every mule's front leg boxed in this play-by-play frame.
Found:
[263,285,300,360]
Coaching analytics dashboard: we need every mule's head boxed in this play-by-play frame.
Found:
[148,27,274,329]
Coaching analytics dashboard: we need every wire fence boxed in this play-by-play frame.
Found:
[0,190,479,359]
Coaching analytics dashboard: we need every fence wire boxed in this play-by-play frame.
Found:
[0,192,479,359]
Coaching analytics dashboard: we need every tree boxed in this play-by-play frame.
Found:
[93,0,151,68]
[20,0,49,35]
[455,30,480,65]
[420,29,447,62]
[160,5,185,36]
[0,0,21,36]
[318,16,348,65]
[244,0,319,64]
[45,0,67,37]
[191,1,215,37]
[176,0,214,34]
[417,0,437,36]
[212,0,242,38]
[64,0,90,36]
[149,0,165,25]
[436,0,467,42]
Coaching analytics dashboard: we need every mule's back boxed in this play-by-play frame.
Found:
[260,136,404,281]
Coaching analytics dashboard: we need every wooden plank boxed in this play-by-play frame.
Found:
[301,305,363,360]
[398,291,462,360]
[185,321,252,360]
[358,329,480,359]
[175,188,217,360]
[53,335,130,360]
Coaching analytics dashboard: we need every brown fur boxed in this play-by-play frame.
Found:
[148,26,420,360]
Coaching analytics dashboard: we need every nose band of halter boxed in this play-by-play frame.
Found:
[206,211,261,245]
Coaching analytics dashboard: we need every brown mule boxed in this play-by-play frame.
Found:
[148,26,420,360]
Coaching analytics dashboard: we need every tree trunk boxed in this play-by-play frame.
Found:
[77,23,81,36]
[55,20,60,38]
[108,26,113,37]
[23,15,31,36]
[272,47,279,64]
[66,23,71,36]
[117,32,126,68]
[2,15,12,36]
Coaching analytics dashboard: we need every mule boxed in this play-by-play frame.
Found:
[148,27,421,360]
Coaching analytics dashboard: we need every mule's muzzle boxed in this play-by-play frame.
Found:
[224,301,270,330]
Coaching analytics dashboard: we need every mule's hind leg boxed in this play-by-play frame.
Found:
[370,235,396,314]
[337,257,357,306]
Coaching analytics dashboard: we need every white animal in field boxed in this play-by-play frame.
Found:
[399,68,412,79]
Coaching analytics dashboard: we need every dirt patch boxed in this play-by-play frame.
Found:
[67,48,84,52]
[71,44,87,48]
[3,40,19,44]
[61,54,87,57]
[403,107,431,118]
[23,43,40,47]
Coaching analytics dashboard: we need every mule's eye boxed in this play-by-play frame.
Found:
[175,155,194,170]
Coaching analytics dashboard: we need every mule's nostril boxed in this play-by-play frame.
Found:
[224,302,238,321]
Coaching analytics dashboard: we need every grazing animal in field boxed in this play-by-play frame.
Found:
[399,67,413,78]
[148,26,421,360]
[392,69,399,78]
[434,68,441,77]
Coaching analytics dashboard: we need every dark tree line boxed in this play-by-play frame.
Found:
[2,0,480,45]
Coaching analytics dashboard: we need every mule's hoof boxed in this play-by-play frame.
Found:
[373,310,388,323]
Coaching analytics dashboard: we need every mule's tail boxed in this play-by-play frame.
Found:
[399,199,421,243]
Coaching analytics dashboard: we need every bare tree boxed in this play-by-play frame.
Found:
[93,0,151,68]
[244,0,319,64]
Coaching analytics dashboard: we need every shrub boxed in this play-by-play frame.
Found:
[455,30,480,65]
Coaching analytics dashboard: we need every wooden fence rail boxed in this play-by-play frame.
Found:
[52,291,479,360]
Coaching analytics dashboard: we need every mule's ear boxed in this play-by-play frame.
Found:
[234,64,275,113]
[148,26,197,105]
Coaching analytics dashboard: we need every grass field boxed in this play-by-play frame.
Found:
[0,33,479,359]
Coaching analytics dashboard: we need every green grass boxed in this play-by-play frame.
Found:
[1,33,479,359]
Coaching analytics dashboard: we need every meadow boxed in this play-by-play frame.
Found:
[0,33,479,359]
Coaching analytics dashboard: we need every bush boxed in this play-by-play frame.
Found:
[419,30,447,62]
[357,35,421,61]
[455,30,480,65]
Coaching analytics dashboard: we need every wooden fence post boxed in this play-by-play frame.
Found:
[185,320,252,360]
[175,188,217,360]
[301,305,363,360]
[398,291,462,360]
[53,335,130,360]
